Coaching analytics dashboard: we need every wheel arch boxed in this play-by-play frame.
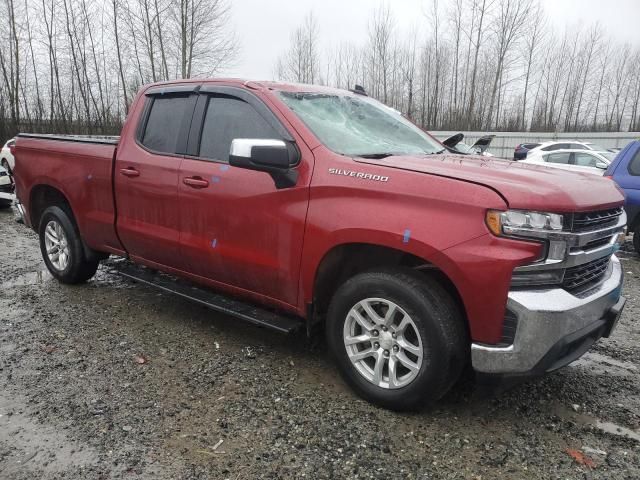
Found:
[29,183,75,231]
[308,242,468,335]
[29,184,108,262]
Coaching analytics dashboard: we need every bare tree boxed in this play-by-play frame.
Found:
[368,6,395,103]
[175,0,239,78]
[519,1,545,129]
[276,12,320,84]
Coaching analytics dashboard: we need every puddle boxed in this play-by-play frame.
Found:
[0,391,99,475]
[1,270,52,288]
[595,420,640,442]
[554,404,640,443]
[1,267,130,290]
[569,352,637,377]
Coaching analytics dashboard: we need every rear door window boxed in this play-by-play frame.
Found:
[542,143,569,151]
[141,96,191,154]
[545,152,571,164]
[570,143,588,150]
[198,96,280,162]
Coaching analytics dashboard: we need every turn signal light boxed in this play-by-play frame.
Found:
[485,211,502,236]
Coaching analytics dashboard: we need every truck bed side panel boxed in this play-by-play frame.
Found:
[14,137,123,254]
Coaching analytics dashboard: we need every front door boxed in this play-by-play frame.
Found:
[114,88,197,268]
[178,89,312,307]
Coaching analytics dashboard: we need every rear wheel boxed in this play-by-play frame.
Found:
[39,206,99,284]
[326,268,468,411]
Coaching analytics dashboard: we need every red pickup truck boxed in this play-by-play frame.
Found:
[13,79,627,410]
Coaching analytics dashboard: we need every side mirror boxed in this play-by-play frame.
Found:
[595,161,608,169]
[229,139,299,189]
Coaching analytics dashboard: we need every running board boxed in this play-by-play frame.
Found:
[106,260,304,334]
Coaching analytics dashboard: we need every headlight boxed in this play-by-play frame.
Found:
[486,209,563,237]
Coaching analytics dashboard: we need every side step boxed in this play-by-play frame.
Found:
[106,260,304,334]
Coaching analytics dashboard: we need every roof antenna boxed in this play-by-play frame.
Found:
[351,84,368,96]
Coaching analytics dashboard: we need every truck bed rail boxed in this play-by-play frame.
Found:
[17,133,120,145]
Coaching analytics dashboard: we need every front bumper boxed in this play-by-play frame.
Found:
[471,255,625,375]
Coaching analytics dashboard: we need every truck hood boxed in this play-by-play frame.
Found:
[357,153,624,212]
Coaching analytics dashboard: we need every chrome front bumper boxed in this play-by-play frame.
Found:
[471,255,625,375]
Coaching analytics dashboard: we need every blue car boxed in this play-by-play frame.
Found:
[605,140,640,253]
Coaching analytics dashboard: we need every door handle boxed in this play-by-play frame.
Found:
[120,167,140,177]
[183,176,209,188]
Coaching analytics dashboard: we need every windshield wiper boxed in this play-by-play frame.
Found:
[356,150,445,159]
[356,153,397,159]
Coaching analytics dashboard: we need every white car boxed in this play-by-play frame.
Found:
[525,140,613,157]
[0,165,14,208]
[1,137,16,173]
[521,149,614,175]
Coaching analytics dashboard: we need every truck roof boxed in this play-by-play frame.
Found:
[142,78,355,96]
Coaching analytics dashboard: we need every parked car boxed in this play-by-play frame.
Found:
[604,140,640,253]
[513,142,541,160]
[0,165,14,208]
[520,149,613,175]
[526,140,613,158]
[1,137,16,173]
[13,79,626,410]
[443,133,495,156]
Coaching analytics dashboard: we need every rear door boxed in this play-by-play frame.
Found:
[114,85,198,268]
[177,86,312,307]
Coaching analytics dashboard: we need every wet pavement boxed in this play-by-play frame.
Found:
[0,207,639,479]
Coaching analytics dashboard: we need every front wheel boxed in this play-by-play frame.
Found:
[39,206,99,284]
[326,268,468,411]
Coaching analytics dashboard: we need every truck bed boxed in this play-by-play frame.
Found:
[14,133,123,255]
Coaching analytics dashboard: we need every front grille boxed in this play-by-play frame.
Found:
[563,256,611,292]
[581,236,613,251]
[570,207,623,232]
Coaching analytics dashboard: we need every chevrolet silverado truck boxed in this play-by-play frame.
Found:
[13,79,627,410]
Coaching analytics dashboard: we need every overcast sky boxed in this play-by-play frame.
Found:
[226,0,640,80]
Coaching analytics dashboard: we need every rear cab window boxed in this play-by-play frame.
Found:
[139,94,194,154]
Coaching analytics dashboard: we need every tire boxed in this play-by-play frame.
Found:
[39,205,99,284]
[634,224,640,255]
[326,268,468,411]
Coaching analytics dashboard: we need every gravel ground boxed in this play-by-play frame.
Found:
[1,207,639,479]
